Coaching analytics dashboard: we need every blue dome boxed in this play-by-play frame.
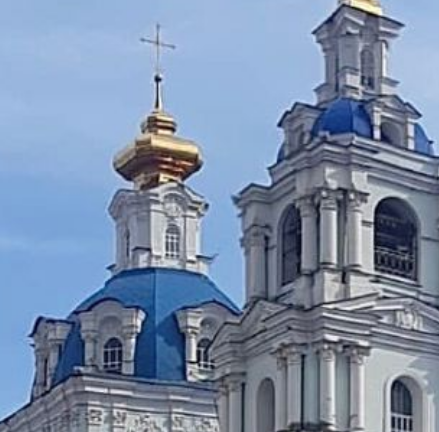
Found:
[415,124,434,156]
[312,98,373,139]
[53,268,240,385]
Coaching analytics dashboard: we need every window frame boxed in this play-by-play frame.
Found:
[103,337,123,374]
[391,380,414,432]
[196,338,214,371]
[374,198,418,281]
[165,224,181,260]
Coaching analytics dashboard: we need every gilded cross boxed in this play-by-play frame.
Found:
[140,24,176,76]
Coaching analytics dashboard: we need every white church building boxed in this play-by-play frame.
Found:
[1,1,439,431]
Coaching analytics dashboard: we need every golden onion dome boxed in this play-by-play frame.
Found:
[114,74,203,190]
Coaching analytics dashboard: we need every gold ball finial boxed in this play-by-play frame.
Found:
[339,0,383,15]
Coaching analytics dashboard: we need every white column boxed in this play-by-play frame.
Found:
[47,340,61,386]
[186,329,199,363]
[275,355,287,431]
[218,383,229,432]
[287,348,302,428]
[83,331,97,369]
[244,226,268,302]
[122,331,137,375]
[33,348,46,396]
[319,191,338,267]
[347,192,364,269]
[228,379,242,432]
[299,198,318,274]
[319,345,336,430]
[349,349,366,431]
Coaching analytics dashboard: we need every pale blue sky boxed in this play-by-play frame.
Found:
[1,0,438,419]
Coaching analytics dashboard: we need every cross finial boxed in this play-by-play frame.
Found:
[140,24,176,111]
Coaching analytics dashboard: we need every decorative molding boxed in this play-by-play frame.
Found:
[395,305,420,331]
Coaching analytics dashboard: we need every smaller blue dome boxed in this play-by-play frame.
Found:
[53,268,240,386]
[312,98,373,139]
[414,124,434,156]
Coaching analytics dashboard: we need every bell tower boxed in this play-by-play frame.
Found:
[235,0,436,308]
[109,25,211,275]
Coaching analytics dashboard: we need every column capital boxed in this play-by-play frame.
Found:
[226,374,246,392]
[286,345,305,364]
[345,345,370,364]
[347,189,368,211]
[241,223,271,249]
[317,188,342,209]
[228,381,242,393]
[218,383,229,397]
[296,195,317,216]
[271,342,289,361]
[315,342,339,361]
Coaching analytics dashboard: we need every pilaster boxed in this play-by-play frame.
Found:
[121,309,146,375]
[242,224,271,303]
[346,346,368,431]
[274,351,288,431]
[347,190,367,269]
[297,197,318,275]
[227,375,245,432]
[286,346,304,429]
[217,382,229,432]
[318,344,337,430]
[176,309,203,381]
[318,189,339,268]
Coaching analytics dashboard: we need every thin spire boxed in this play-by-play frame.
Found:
[140,24,176,112]
[154,73,163,111]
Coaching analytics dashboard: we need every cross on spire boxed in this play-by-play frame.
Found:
[141,24,176,111]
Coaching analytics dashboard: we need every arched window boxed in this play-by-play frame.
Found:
[391,381,413,432]
[103,338,123,374]
[281,206,302,285]
[196,338,214,371]
[361,49,375,90]
[257,378,275,432]
[374,198,417,280]
[165,224,181,259]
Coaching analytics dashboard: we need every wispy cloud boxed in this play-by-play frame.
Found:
[0,234,100,256]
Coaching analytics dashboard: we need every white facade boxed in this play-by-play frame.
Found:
[0,375,220,432]
[2,2,439,432]
[109,182,211,275]
[212,3,439,432]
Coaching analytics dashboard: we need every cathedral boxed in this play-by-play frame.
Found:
[1,0,438,431]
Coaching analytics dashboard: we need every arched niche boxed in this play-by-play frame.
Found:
[279,205,302,287]
[256,378,275,432]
